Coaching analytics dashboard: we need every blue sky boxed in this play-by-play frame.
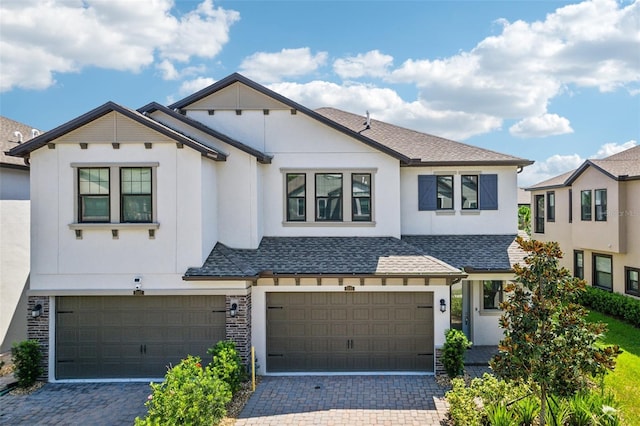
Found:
[1,0,638,186]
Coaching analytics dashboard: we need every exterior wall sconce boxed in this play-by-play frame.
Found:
[440,299,447,313]
[230,302,238,318]
[32,304,43,318]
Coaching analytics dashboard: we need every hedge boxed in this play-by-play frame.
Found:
[579,286,640,328]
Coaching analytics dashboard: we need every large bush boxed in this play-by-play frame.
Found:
[441,329,472,378]
[579,286,640,328]
[11,340,43,388]
[208,340,246,394]
[135,356,231,426]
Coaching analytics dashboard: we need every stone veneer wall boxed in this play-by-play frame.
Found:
[435,348,445,376]
[27,296,49,380]
[226,293,252,367]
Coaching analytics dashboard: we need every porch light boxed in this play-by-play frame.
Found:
[32,304,43,318]
[230,303,238,318]
[439,299,447,313]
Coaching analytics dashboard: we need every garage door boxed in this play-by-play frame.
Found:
[266,292,434,372]
[56,296,226,379]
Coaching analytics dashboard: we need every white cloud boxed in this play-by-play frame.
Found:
[179,77,216,96]
[157,60,179,81]
[269,81,501,140]
[509,114,574,138]
[388,0,639,128]
[0,0,239,92]
[518,139,639,187]
[591,139,637,158]
[333,50,394,79]
[239,48,328,83]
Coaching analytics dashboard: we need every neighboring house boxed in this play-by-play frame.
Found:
[8,73,532,381]
[0,116,39,353]
[517,187,530,208]
[527,145,640,298]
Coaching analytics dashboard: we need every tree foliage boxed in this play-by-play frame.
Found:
[490,238,621,425]
[518,205,531,235]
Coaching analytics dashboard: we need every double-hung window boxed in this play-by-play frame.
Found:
[534,194,545,233]
[78,168,110,222]
[581,190,592,221]
[352,173,371,221]
[593,254,613,291]
[436,175,454,210]
[626,267,639,297]
[574,250,584,279]
[121,168,152,223]
[547,191,555,222]
[595,189,607,221]
[461,175,478,210]
[315,173,343,221]
[483,280,503,310]
[286,173,306,221]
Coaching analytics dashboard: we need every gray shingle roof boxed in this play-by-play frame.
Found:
[401,234,527,272]
[1,116,41,168]
[185,237,464,278]
[315,108,533,167]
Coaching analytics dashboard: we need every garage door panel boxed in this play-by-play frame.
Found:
[288,308,306,321]
[56,296,226,379]
[266,292,434,373]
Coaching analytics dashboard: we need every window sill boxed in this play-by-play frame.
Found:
[282,221,376,227]
[460,210,481,215]
[69,222,160,230]
[435,210,455,216]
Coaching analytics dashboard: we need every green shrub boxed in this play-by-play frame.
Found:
[135,356,231,426]
[11,340,43,387]
[441,329,472,378]
[579,286,640,327]
[513,396,540,426]
[486,403,516,426]
[208,340,246,394]
[566,390,621,426]
[446,373,531,425]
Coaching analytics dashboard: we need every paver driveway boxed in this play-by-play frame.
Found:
[236,375,449,426]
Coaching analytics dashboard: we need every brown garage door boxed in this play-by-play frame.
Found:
[266,292,434,372]
[56,296,226,379]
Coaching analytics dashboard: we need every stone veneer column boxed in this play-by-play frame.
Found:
[435,348,446,376]
[225,293,252,367]
[27,296,50,381]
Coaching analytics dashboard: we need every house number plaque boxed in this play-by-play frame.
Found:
[344,285,355,292]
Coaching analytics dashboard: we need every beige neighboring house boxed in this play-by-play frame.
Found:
[527,145,640,298]
[1,116,40,352]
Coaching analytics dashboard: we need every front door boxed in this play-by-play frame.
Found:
[450,281,472,339]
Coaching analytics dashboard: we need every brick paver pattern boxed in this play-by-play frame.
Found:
[236,375,450,426]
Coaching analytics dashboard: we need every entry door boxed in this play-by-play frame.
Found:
[451,281,472,339]
[266,292,434,372]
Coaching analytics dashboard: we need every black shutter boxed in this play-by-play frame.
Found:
[479,174,498,210]
[418,175,437,211]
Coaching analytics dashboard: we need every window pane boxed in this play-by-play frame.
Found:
[535,195,545,233]
[352,174,371,221]
[437,176,453,209]
[287,198,305,221]
[581,190,592,220]
[595,189,607,221]
[595,256,612,273]
[461,175,478,209]
[81,196,109,222]
[352,174,370,197]
[483,280,503,309]
[628,269,639,294]
[121,168,151,195]
[547,192,555,221]
[316,174,342,221]
[316,174,342,196]
[79,167,109,195]
[122,195,152,222]
[287,174,305,197]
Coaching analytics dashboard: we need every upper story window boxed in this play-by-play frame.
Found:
[593,253,613,291]
[569,189,573,223]
[418,174,497,211]
[461,175,478,210]
[581,190,592,221]
[79,168,110,223]
[352,173,371,221]
[574,250,584,279]
[286,173,306,222]
[534,194,545,233]
[595,189,607,222]
[483,280,504,310]
[626,267,639,297]
[315,173,343,221]
[74,163,157,226]
[121,168,152,223]
[547,191,555,222]
[436,175,454,210]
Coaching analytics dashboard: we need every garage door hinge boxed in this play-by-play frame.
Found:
[57,310,74,314]
[417,305,433,309]
[417,353,434,356]
[267,353,284,357]
[212,309,226,313]
[267,306,283,309]
[57,360,74,363]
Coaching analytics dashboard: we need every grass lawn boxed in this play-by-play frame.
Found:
[587,310,640,425]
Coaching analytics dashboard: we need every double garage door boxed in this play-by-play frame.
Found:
[55,296,226,379]
[267,292,434,373]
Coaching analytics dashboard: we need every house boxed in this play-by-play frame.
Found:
[1,116,39,353]
[8,73,532,381]
[527,145,640,298]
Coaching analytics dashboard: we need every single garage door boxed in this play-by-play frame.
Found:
[266,292,434,372]
[56,296,226,379]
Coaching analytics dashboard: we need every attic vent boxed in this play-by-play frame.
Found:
[31,129,40,138]
[12,131,23,143]
[364,111,371,129]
